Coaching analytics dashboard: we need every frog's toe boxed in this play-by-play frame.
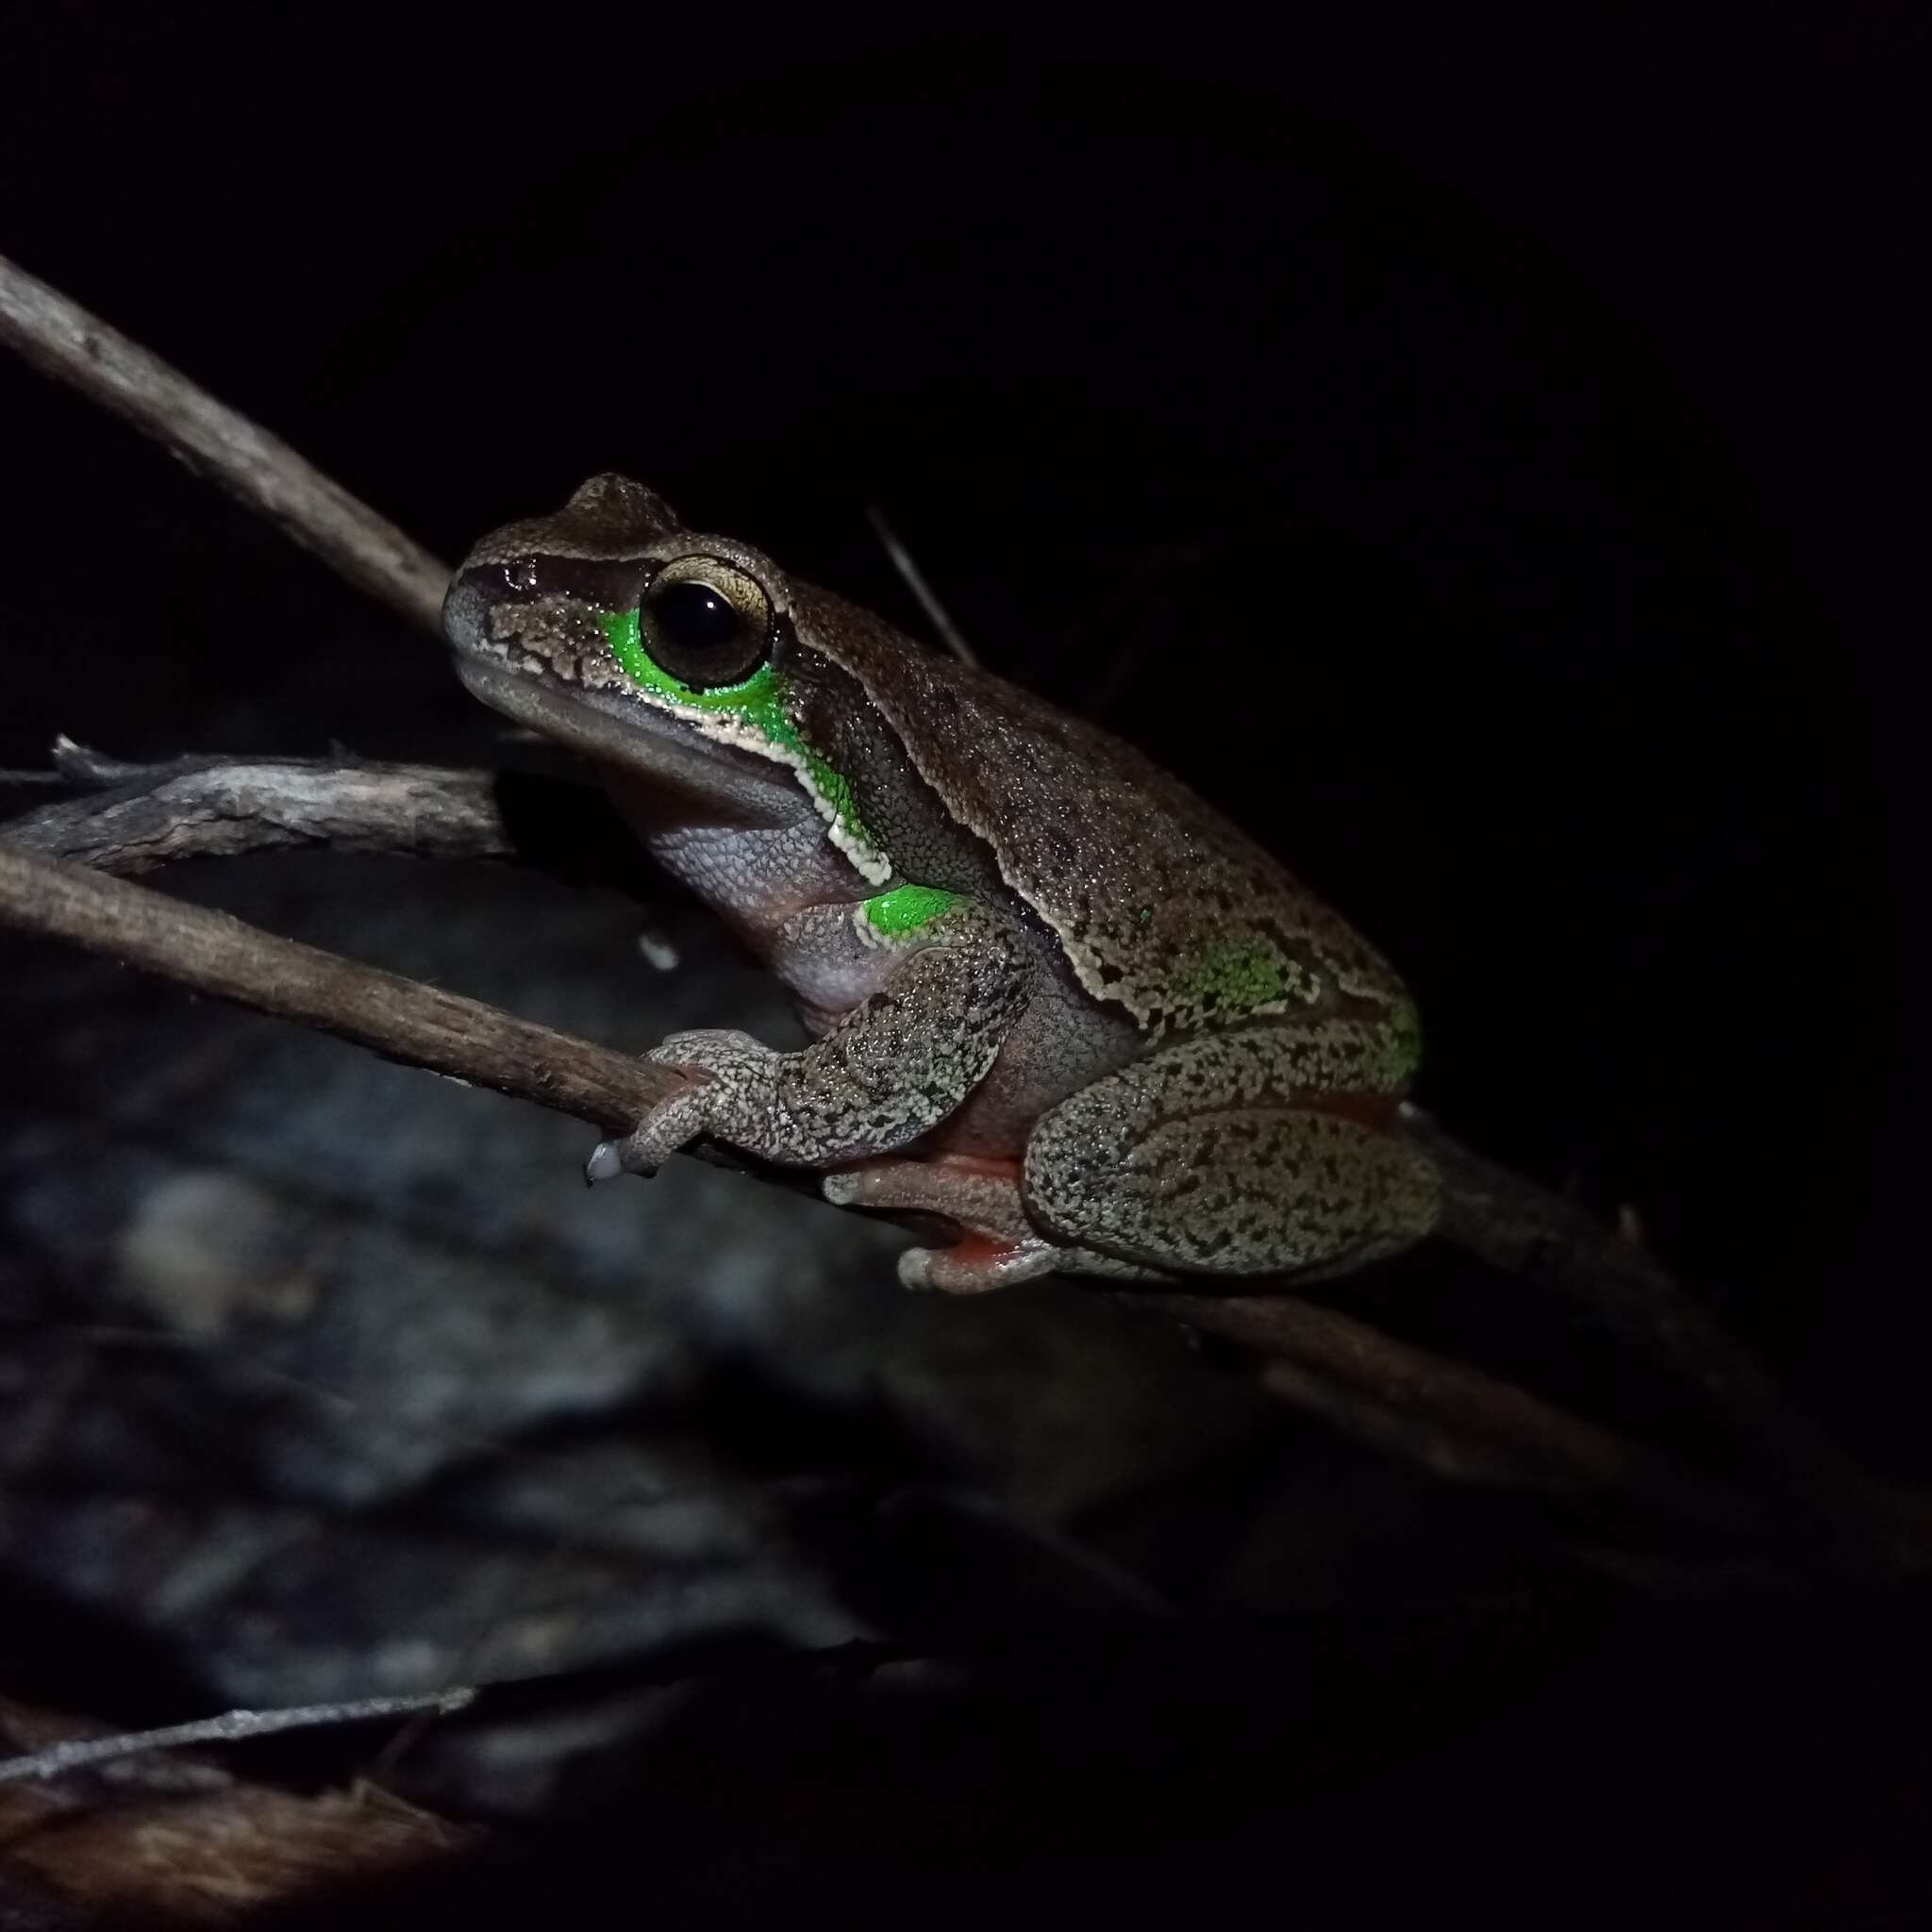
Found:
[897,1236,1063,1294]
[585,1126,675,1183]
[585,1138,631,1184]
[822,1157,1033,1236]
[584,1087,715,1184]
[645,1028,765,1068]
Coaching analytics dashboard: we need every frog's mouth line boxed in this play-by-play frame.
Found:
[452,655,801,826]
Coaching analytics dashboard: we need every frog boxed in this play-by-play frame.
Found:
[443,474,1439,1292]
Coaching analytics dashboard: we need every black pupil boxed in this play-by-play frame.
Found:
[652,580,742,656]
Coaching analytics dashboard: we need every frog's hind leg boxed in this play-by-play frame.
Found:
[822,1157,1164,1291]
[1021,1031,1441,1280]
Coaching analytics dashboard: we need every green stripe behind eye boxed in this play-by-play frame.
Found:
[596,607,881,861]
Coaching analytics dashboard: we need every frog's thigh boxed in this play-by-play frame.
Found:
[1023,1042,1440,1278]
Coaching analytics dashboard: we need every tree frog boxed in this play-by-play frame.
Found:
[444,475,1438,1291]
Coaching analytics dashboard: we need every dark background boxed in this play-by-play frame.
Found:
[1,5,1925,1925]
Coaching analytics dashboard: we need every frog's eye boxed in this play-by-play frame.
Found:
[639,556,774,690]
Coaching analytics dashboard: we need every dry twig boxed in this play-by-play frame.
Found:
[0,252,446,631]
[0,841,691,1137]
[0,1693,478,1922]
[0,1690,475,1787]
[7,752,519,875]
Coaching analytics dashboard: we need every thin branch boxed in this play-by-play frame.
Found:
[0,842,691,1137]
[0,1689,475,1787]
[1414,1120,1929,1567]
[1130,1291,1778,1554]
[865,503,981,666]
[0,251,448,632]
[0,1696,479,1922]
[1224,1296,1694,1497]
[5,755,519,876]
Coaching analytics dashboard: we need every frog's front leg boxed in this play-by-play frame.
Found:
[589,905,1030,1180]
[1022,1023,1441,1279]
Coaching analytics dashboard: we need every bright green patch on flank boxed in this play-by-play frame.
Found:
[1173,936,1316,1018]
[861,884,961,936]
[1376,998,1424,1085]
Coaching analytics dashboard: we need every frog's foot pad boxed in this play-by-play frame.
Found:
[586,1029,768,1182]
[585,1139,633,1184]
